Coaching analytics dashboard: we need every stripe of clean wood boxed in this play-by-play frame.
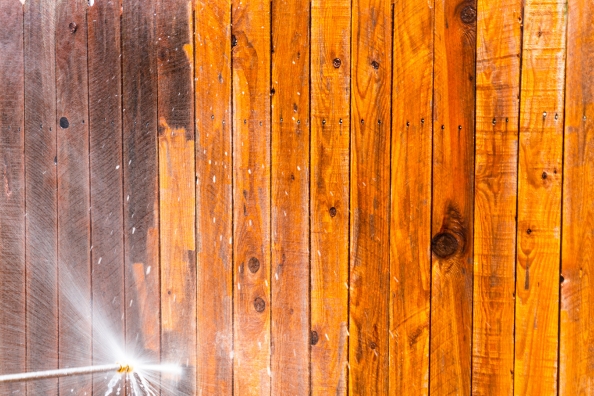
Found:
[156,1,197,394]
[430,0,476,394]
[389,0,433,394]
[0,2,25,395]
[560,0,594,392]
[24,1,58,394]
[122,0,160,370]
[270,0,310,393]
[231,0,271,392]
[514,0,567,394]
[349,0,392,393]
[310,0,350,393]
[471,0,521,394]
[87,1,125,393]
[55,0,91,394]
[194,0,233,393]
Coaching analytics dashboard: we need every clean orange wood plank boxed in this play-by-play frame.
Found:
[349,0,392,393]
[157,1,196,394]
[87,1,125,393]
[310,0,350,393]
[514,0,567,393]
[231,0,271,393]
[24,1,58,393]
[389,0,433,394]
[122,0,160,366]
[430,0,476,394]
[0,2,25,394]
[194,0,233,393]
[55,0,91,394]
[560,0,594,393]
[271,0,310,393]
[471,0,521,393]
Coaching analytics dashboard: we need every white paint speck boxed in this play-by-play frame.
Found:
[146,266,151,275]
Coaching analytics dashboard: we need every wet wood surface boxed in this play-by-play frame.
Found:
[1,0,594,394]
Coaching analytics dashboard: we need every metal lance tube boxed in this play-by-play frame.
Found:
[0,363,132,384]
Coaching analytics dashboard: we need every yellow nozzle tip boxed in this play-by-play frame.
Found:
[117,363,133,374]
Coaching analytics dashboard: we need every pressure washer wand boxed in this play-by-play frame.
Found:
[0,363,132,384]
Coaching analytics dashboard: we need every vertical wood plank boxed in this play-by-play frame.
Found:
[194,0,233,393]
[349,0,392,393]
[389,0,433,394]
[55,0,91,394]
[231,0,271,392]
[87,0,125,393]
[560,0,594,393]
[472,0,521,393]
[430,0,476,394]
[514,0,566,393]
[122,0,160,366]
[24,0,58,393]
[157,0,196,394]
[0,2,25,395]
[310,0,350,393]
[270,0,310,393]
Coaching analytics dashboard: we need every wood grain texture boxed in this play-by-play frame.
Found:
[122,0,160,366]
[156,1,196,394]
[194,0,233,393]
[514,0,566,393]
[431,0,476,394]
[471,0,521,393]
[0,2,25,394]
[55,0,91,394]
[24,1,58,394]
[389,0,433,394]
[87,1,125,393]
[271,0,310,393]
[560,0,594,393]
[349,0,392,393]
[310,0,350,393]
[231,0,271,393]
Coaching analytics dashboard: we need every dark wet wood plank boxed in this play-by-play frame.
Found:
[0,1,25,395]
[270,0,310,393]
[389,0,433,394]
[231,0,272,393]
[156,1,197,394]
[310,0,350,393]
[87,1,125,393]
[194,0,233,393]
[55,0,92,394]
[24,0,58,393]
[122,0,160,369]
[349,0,392,393]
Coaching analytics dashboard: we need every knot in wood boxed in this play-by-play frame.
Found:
[254,297,266,313]
[431,232,458,258]
[329,207,337,217]
[69,22,78,34]
[59,117,69,129]
[248,257,260,273]
[371,60,379,70]
[332,58,341,68]
[460,5,476,24]
[311,331,319,345]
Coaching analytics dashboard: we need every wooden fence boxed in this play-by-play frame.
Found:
[0,0,592,394]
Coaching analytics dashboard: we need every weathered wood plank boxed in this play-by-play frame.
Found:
[231,0,271,393]
[55,0,91,394]
[194,0,233,393]
[24,0,58,393]
[349,0,392,393]
[471,0,521,393]
[0,1,25,395]
[310,0,350,393]
[122,0,160,368]
[389,0,433,394]
[271,0,310,393]
[430,0,476,394]
[156,1,197,394]
[87,0,125,393]
[560,0,594,393]
[514,0,566,393]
